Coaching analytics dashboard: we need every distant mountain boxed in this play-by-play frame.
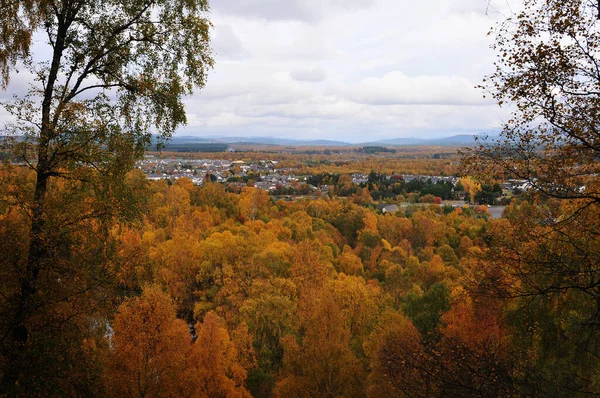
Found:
[372,137,430,146]
[169,136,214,143]
[374,134,490,146]
[163,135,351,146]
[298,139,351,146]
[150,133,496,148]
[430,134,480,146]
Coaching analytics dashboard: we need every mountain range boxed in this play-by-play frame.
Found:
[163,133,497,147]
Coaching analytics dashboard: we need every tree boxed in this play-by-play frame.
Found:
[366,288,513,398]
[429,287,513,397]
[462,0,600,300]
[189,312,252,398]
[151,234,203,322]
[461,0,600,393]
[0,167,149,395]
[463,0,600,203]
[106,286,192,398]
[364,312,424,397]
[239,187,270,222]
[419,194,436,204]
[402,281,450,335]
[240,278,299,373]
[471,202,600,394]
[0,0,212,391]
[275,292,365,398]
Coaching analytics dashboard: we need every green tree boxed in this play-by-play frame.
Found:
[0,0,212,392]
[402,282,450,335]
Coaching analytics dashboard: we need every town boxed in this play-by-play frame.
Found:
[136,151,530,217]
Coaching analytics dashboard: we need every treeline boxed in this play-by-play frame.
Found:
[305,171,460,202]
[356,146,397,154]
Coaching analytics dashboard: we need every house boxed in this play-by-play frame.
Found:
[379,204,399,214]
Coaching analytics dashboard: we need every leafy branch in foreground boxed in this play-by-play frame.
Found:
[462,1,600,394]
[0,0,213,393]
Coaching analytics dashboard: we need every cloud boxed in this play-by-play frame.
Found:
[1,0,514,142]
[330,71,488,106]
[211,0,315,22]
[212,24,247,60]
[211,0,377,22]
[0,67,36,100]
[447,0,490,15]
[236,98,363,119]
[180,101,507,143]
[290,67,327,82]
[198,75,313,105]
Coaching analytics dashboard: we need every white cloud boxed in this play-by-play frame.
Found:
[212,24,247,60]
[330,71,489,106]
[290,67,327,82]
[0,68,36,100]
[204,112,260,127]
[211,0,377,22]
[180,0,511,142]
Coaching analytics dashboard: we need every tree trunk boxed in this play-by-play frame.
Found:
[1,12,67,390]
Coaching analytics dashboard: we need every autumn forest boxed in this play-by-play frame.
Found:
[2,0,600,397]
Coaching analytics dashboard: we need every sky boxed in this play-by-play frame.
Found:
[184,0,515,142]
[1,0,516,143]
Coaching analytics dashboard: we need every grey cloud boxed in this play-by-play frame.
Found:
[198,77,314,105]
[212,0,376,22]
[212,0,316,21]
[236,99,363,120]
[0,68,37,100]
[290,67,327,82]
[212,24,247,60]
[448,0,489,15]
[197,82,247,100]
[448,0,517,17]
[180,0,509,141]
[0,0,512,143]
[330,71,490,106]
[180,103,505,143]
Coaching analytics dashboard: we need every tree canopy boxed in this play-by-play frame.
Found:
[0,0,213,393]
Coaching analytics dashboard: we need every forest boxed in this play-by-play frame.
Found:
[1,0,600,397]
